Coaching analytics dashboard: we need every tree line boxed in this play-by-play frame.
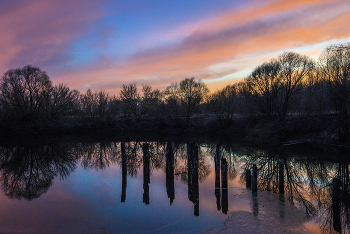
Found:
[0,42,349,130]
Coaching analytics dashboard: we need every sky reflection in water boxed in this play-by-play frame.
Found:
[0,141,347,233]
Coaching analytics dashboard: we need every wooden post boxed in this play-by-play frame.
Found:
[187,143,193,202]
[252,164,257,193]
[246,169,251,189]
[193,145,199,216]
[121,142,127,202]
[252,192,258,216]
[215,144,221,211]
[332,177,341,233]
[166,141,175,205]
[279,159,284,194]
[221,157,228,214]
[279,194,285,218]
[143,143,150,205]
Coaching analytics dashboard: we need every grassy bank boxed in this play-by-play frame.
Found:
[0,114,347,146]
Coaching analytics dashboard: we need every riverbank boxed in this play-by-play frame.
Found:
[0,114,347,147]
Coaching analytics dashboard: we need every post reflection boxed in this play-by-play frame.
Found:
[235,144,350,233]
[0,140,350,233]
[279,194,285,219]
[332,177,341,233]
[166,141,175,205]
[215,144,221,211]
[221,157,228,214]
[121,142,127,203]
[278,158,284,195]
[187,143,199,216]
[187,143,193,204]
[143,143,150,205]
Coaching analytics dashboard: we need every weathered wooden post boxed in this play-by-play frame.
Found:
[121,142,127,202]
[246,169,251,189]
[187,143,193,202]
[279,159,284,194]
[332,177,341,233]
[143,143,150,205]
[252,164,257,193]
[252,162,259,216]
[166,141,175,205]
[252,192,258,216]
[193,145,199,216]
[221,157,228,214]
[215,144,221,211]
[279,194,285,219]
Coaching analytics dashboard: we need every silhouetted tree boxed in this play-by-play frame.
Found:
[97,89,109,118]
[164,77,209,124]
[142,85,163,118]
[119,83,157,120]
[164,82,182,119]
[298,69,330,116]
[208,84,237,126]
[246,61,280,116]
[320,43,350,140]
[275,52,314,121]
[80,89,110,118]
[0,65,78,122]
[0,65,52,121]
[44,84,79,120]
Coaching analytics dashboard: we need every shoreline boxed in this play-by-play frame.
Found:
[0,114,348,147]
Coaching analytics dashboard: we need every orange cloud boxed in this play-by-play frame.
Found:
[1,0,349,95]
[79,2,346,93]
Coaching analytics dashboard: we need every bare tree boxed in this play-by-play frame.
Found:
[45,84,79,120]
[80,89,110,118]
[319,43,350,140]
[164,77,209,124]
[208,84,237,125]
[80,89,97,118]
[246,61,280,116]
[120,83,140,119]
[275,52,314,121]
[97,90,109,118]
[299,69,330,116]
[0,65,52,120]
[120,83,158,120]
[164,82,182,119]
[142,85,162,118]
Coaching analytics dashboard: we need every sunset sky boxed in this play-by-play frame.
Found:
[1,0,350,94]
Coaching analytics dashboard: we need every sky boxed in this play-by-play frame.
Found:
[0,0,350,94]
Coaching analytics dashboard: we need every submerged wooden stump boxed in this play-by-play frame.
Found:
[332,177,341,233]
[215,144,221,210]
[246,169,251,189]
[166,141,175,205]
[221,157,228,214]
[143,143,150,205]
[252,164,257,193]
[193,145,199,216]
[279,159,284,194]
[121,142,127,202]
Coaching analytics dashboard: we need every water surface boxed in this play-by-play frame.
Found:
[0,140,348,233]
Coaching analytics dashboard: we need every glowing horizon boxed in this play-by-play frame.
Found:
[0,0,349,94]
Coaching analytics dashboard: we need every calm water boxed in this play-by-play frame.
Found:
[0,139,349,234]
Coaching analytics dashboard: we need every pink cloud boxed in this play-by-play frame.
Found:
[1,0,349,95]
[63,0,349,94]
[0,0,106,73]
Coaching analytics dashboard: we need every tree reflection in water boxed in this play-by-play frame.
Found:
[222,143,350,233]
[0,140,349,233]
[0,142,77,200]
